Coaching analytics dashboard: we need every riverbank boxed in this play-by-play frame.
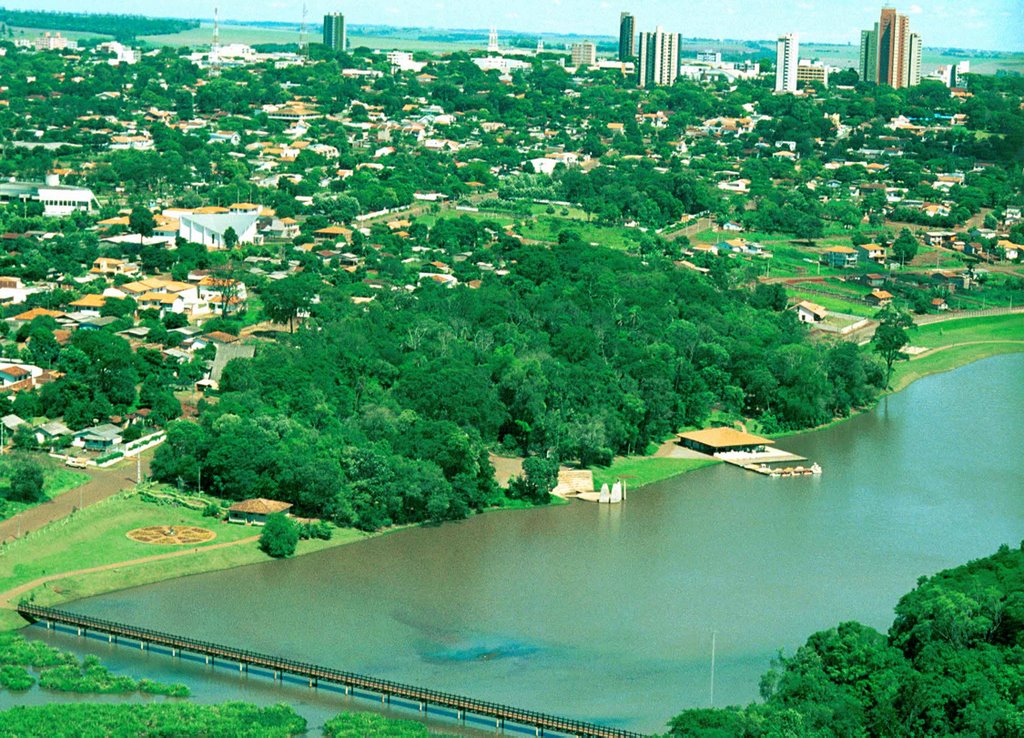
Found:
[0,492,371,632]
[580,313,1024,486]
[3,316,1020,634]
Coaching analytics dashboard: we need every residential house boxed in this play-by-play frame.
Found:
[854,243,887,265]
[72,423,123,451]
[67,293,108,316]
[866,289,894,307]
[198,277,248,314]
[34,419,71,445]
[823,246,858,268]
[795,301,828,324]
[90,257,140,277]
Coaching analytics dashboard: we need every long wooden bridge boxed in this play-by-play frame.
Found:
[17,604,647,738]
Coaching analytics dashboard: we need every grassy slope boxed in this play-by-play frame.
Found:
[0,467,90,524]
[592,457,718,490]
[0,494,367,629]
[890,313,1024,391]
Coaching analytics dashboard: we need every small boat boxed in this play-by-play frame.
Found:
[598,483,610,503]
[609,482,623,503]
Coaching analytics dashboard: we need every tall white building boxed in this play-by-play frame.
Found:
[638,26,680,88]
[775,33,799,93]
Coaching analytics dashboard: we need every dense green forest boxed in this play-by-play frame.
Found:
[152,232,883,530]
[669,543,1024,737]
[0,9,197,41]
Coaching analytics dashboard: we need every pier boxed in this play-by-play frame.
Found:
[17,604,647,738]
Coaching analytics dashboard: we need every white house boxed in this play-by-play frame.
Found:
[795,301,828,324]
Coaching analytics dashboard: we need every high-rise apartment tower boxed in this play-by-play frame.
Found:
[619,12,636,61]
[859,7,921,89]
[775,33,799,92]
[323,13,346,51]
[637,26,679,88]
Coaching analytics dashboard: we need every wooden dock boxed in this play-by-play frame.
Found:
[17,604,647,738]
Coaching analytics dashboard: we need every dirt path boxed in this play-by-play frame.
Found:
[0,535,260,608]
[0,455,151,545]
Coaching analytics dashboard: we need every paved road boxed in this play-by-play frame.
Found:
[0,454,151,545]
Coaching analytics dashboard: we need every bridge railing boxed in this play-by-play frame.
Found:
[16,604,647,738]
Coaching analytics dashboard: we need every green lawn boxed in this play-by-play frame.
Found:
[0,493,367,625]
[0,466,90,524]
[891,314,1024,391]
[592,457,719,490]
[519,215,638,250]
[789,289,876,317]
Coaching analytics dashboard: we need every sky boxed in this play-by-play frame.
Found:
[9,0,1024,51]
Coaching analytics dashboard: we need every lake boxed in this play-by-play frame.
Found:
[20,354,1024,734]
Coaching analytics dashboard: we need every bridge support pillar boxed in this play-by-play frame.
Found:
[108,634,113,643]
[344,685,351,696]
[381,694,390,705]
[76,627,82,636]
[140,641,147,651]
[457,709,464,722]
[496,718,504,731]
[45,621,52,630]
[204,655,210,665]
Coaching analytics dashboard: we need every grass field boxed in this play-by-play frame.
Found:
[592,457,719,490]
[0,466,90,524]
[0,492,367,630]
[891,314,1024,391]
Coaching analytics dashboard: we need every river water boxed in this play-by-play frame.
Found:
[18,354,1024,734]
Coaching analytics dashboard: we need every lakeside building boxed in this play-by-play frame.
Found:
[571,41,597,68]
[323,13,346,51]
[677,428,775,455]
[775,33,799,93]
[637,26,680,88]
[859,7,922,88]
[618,12,636,61]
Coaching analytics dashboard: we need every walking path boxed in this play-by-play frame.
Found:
[0,455,151,545]
[909,339,1024,360]
[0,535,259,608]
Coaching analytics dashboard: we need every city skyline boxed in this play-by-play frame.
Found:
[4,0,1023,52]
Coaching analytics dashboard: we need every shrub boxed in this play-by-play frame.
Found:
[0,665,34,691]
[259,514,299,558]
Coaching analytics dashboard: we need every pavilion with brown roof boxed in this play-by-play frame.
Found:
[227,498,293,525]
[677,428,774,455]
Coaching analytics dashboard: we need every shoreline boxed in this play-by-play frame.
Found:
[5,317,1022,631]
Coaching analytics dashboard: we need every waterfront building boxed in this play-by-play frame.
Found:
[571,41,597,68]
[775,33,799,93]
[618,12,636,61]
[323,12,346,51]
[637,26,680,88]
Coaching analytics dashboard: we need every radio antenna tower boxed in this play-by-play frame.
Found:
[210,6,221,75]
[300,3,308,56]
